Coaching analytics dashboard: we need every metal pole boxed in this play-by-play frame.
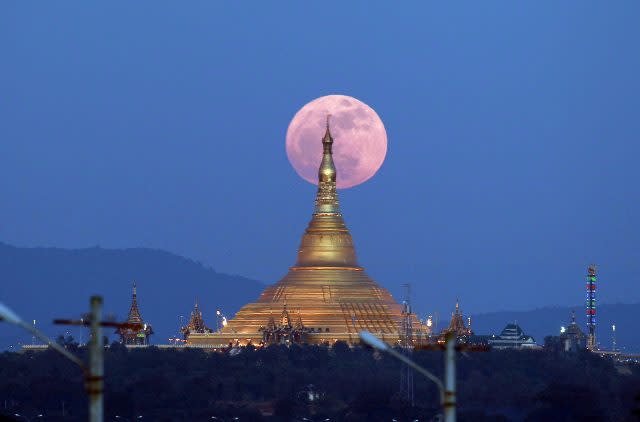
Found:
[88,296,103,422]
[385,346,444,405]
[444,333,456,422]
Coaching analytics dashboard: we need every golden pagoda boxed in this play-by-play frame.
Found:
[181,300,213,338]
[188,117,419,346]
[117,282,153,345]
[437,299,473,343]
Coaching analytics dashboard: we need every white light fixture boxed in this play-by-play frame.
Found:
[359,330,388,351]
[0,302,23,325]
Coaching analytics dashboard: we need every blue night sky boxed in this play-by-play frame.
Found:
[1,2,639,316]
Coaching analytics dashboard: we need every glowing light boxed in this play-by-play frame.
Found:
[426,316,433,328]
[216,309,221,316]
[222,317,228,327]
[612,324,616,332]
[560,326,566,333]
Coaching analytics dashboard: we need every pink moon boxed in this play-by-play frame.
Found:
[286,95,388,189]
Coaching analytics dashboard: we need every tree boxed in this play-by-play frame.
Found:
[632,392,640,420]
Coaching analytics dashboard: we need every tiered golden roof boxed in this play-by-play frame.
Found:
[117,282,154,345]
[181,300,213,337]
[188,117,416,346]
[437,300,473,343]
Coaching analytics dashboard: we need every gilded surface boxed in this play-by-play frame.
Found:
[188,118,419,346]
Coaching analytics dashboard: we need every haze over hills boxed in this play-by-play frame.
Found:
[0,242,264,349]
[1,241,637,353]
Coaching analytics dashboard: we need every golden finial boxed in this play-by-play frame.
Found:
[322,114,334,145]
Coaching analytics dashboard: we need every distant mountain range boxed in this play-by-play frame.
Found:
[1,242,637,353]
[0,242,264,349]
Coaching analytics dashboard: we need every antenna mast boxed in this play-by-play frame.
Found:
[399,283,414,406]
[586,265,597,350]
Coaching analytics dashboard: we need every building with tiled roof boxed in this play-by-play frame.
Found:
[488,323,538,350]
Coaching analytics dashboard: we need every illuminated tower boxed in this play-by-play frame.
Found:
[586,265,597,350]
[186,117,422,346]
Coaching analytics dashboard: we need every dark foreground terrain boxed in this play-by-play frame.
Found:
[1,341,639,422]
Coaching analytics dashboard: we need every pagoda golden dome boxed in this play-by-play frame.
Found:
[187,117,421,346]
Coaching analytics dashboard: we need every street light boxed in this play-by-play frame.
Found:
[1,298,106,422]
[359,331,444,402]
[360,331,454,422]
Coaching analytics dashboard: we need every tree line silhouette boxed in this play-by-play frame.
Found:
[1,337,639,421]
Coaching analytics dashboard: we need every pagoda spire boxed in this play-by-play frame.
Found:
[127,281,143,324]
[295,308,304,330]
[181,299,212,338]
[314,114,340,215]
[117,281,153,345]
[294,116,359,267]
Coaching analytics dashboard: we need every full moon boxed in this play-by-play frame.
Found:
[286,95,388,189]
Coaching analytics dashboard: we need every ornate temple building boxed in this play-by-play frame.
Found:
[181,301,214,338]
[117,282,153,345]
[438,300,473,343]
[561,310,587,352]
[545,310,587,353]
[259,305,310,345]
[186,118,421,347]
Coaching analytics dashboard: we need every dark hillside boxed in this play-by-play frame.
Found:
[0,242,264,348]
